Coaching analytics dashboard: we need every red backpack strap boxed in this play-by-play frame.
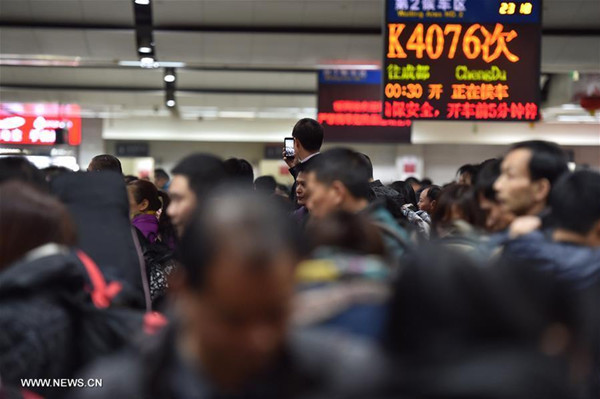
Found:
[76,250,122,309]
[143,311,168,335]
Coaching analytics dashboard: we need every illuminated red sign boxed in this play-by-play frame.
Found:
[0,103,81,146]
[318,70,412,143]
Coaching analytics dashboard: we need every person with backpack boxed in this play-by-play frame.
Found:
[0,181,161,398]
[127,179,177,307]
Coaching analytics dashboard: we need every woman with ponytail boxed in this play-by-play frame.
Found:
[127,179,177,307]
[127,179,175,250]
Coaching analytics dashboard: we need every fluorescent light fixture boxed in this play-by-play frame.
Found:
[134,0,150,5]
[560,104,582,111]
[218,111,256,119]
[164,67,176,82]
[166,100,176,107]
[557,115,599,123]
[138,46,152,54]
[118,60,186,68]
[316,64,380,70]
[140,57,156,68]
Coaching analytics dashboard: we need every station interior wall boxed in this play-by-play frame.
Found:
[87,115,599,184]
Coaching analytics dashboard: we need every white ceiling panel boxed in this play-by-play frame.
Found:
[84,30,137,59]
[32,29,90,57]
[0,28,41,54]
[0,0,133,25]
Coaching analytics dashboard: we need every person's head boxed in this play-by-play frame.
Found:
[475,159,515,232]
[275,184,290,198]
[154,168,170,189]
[223,158,254,188]
[361,153,374,181]
[41,166,71,183]
[456,164,478,185]
[291,118,324,160]
[420,178,432,187]
[304,148,371,219]
[254,176,277,195]
[431,184,486,233]
[405,177,421,193]
[295,170,308,206]
[550,170,600,247]
[0,181,76,270]
[389,181,418,208]
[124,175,138,184]
[418,185,441,214]
[167,154,227,237]
[0,156,47,191]
[127,179,162,218]
[176,190,303,389]
[306,211,385,257]
[87,154,122,174]
[494,141,568,217]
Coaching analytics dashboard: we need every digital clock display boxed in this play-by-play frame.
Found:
[383,0,542,121]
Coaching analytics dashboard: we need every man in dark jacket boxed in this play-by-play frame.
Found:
[72,191,385,399]
[304,148,410,265]
[501,170,600,398]
[283,118,324,203]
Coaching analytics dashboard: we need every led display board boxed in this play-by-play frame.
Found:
[383,0,542,121]
[318,69,412,143]
[0,103,82,145]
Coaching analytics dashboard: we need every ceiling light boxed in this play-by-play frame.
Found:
[140,57,155,68]
[134,0,150,5]
[164,67,176,82]
[138,46,152,54]
[166,100,176,107]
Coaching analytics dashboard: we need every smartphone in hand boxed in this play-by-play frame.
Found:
[284,137,295,158]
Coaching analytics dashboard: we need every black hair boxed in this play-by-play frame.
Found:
[178,190,304,291]
[0,156,47,191]
[306,211,385,256]
[254,175,277,194]
[154,168,169,181]
[41,166,72,183]
[457,163,478,180]
[305,148,372,199]
[425,185,442,202]
[124,175,138,184]
[550,170,600,235]
[171,153,227,199]
[474,159,501,201]
[509,140,568,186]
[88,154,122,174]
[127,179,176,243]
[276,183,290,196]
[432,184,485,229]
[292,118,324,152]
[361,153,374,179]
[405,177,421,185]
[223,158,254,187]
[420,178,433,186]
[389,181,418,208]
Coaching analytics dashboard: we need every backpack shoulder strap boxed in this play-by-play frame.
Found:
[76,250,122,309]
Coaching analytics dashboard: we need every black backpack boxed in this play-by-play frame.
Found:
[134,228,177,309]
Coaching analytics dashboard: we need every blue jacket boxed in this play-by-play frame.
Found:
[502,231,600,291]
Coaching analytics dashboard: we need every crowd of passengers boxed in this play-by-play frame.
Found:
[0,118,599,399]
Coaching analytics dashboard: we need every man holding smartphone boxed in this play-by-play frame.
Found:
[283,118,324,202]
